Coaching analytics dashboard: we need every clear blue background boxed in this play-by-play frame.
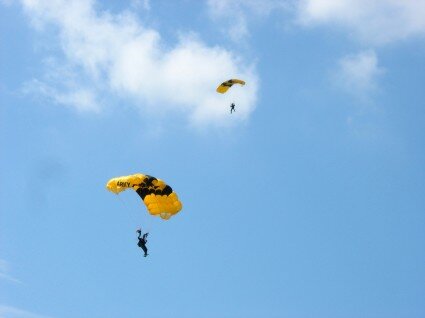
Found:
[1,1,425,317]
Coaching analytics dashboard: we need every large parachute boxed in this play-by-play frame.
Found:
[216,79,246,94]
[106,173,182,220]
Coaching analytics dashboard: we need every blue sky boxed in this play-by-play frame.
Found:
[1,1,425,317]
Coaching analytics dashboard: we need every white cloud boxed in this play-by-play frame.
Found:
[20,0,258,128]
[296,0,425,45]
[0,306,51,318]
[334,50,384,96]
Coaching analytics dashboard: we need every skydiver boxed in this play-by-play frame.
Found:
[230,103,235,113]
[136,229,149,257]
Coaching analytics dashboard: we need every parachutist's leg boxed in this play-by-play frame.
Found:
[141,244,148,256]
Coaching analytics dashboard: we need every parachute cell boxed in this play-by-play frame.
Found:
[106,173,182,220]
[216,79,245,94]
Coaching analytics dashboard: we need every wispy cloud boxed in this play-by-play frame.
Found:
[296,0,425,45]
[0,260,22,285]
[131,0,150,11]
[19,0,258,128]
[207,1,425,45]
[23,79,100,113]
[0,305,51,318]
[207,0,288,41]
[0,273,22,285]
[0,0,13,6]
[333,50,384,98]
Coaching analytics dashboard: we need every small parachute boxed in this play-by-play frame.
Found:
[106,173,182,220]
[216,79,245,94]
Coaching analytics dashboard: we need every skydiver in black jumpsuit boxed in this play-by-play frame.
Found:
[137,229,149,257]
[230,103,235,113]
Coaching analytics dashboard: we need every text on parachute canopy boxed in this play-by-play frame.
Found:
[117,182,132,187]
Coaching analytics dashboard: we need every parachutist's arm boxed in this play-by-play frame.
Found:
[141,233,147,243]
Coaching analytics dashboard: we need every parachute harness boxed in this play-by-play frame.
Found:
[115,192,152,233]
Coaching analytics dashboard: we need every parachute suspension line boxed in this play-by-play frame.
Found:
[115,194,151,232]
[139,207,153,234]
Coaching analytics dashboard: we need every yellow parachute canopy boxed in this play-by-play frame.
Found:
[106,173,182,220]
[216,79,246,94]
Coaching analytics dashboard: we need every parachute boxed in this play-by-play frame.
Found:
[216,79,245,94]
[106,173,182,220]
